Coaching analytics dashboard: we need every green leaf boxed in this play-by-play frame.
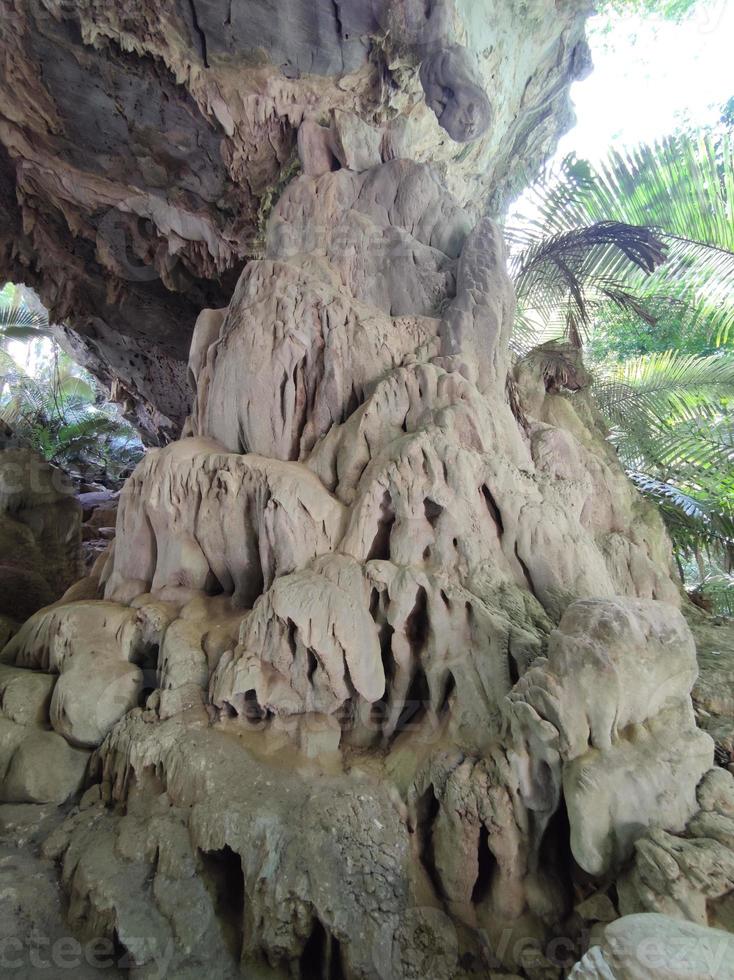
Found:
[510,133,734,348]
[1,326,52,341]
[0,302,49,336]
[57,377,97,404]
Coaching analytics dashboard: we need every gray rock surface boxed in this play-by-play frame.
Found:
[569,913,734,979]
[508,598,713,877]
[0,0,591,440]
[0,449,82,619]
[0,719,88,804]
[688,609,734,765]
[0,802,125,978]
[0,664,55,727]
[2,4,731,976]
[3,143,730,977]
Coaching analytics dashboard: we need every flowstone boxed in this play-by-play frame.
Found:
[1,9,732,974]
[2,149,731,977]
[0,0,592,440]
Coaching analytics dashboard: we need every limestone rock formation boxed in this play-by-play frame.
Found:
[616,767,734,931]
[106,438,346,605]
[569,914,734,979]
[0,0,591,439]
[3,142,732,977]
[508,598,712,877]
[0,448,82,624]
[688,609,734,765]
[2,2,733,978]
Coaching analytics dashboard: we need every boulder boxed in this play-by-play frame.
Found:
[2,601,147,671]
[570,914,734,979]
[618,768,734,929]
[508,598,713,876]
[0,719,88,804]
[0,664,55,727]
[50,651,144,749]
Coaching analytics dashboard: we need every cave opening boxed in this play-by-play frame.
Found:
[423,497,443,528]
[138,644,160,705]
[471,824,497,905]
[405,586,429,655]
[538,795,577,918]
[438,669,456,716]
[395,666,430,733]
[300,919,346,980]
[480,484,504,538]
[198,844,245,962]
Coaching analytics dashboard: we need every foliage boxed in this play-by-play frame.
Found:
[0,285,51,342]
[586,297,719,361]
[688,569,734,616]
[594,0,700,21]
[509,220,668,353]
[508,132,734,611]
[595,350,734,563]
[1,294,143,487]
[510,133,734,349]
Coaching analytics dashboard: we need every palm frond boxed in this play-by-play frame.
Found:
[643,419,734,476]
[0,345,28,378]
[518,135,733,247]
[511,305,568,356]
[57,376,98,404]
[0,301,50,340]
[593,351,734,429]
[631,472,734,551]
[56,415,124,448]
[513,133,734,346]
[1,374,50,425]
[690,572,734,617]
[509,221,668,341]
[511,131,734,572]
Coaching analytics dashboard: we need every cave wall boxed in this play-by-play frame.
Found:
[2,154,731,974]
[1,4,734,977]
[0,0,591,441]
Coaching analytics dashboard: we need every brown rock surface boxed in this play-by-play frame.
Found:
[0,0,591,440]
[3,3,732,977]
[4,148,730,976]
[0,449,82,620]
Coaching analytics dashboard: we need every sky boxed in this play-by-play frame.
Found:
[553,0,734,165]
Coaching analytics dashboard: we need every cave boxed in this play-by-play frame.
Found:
[0,2,733,979]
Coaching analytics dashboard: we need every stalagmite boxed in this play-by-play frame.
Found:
[0,1,732,977]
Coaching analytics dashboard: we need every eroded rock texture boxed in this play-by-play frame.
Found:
[0,0,591,440]
[3,141,732,978]
[2,2,732,977]
[569,913,734,979]
[0,449,82,624]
